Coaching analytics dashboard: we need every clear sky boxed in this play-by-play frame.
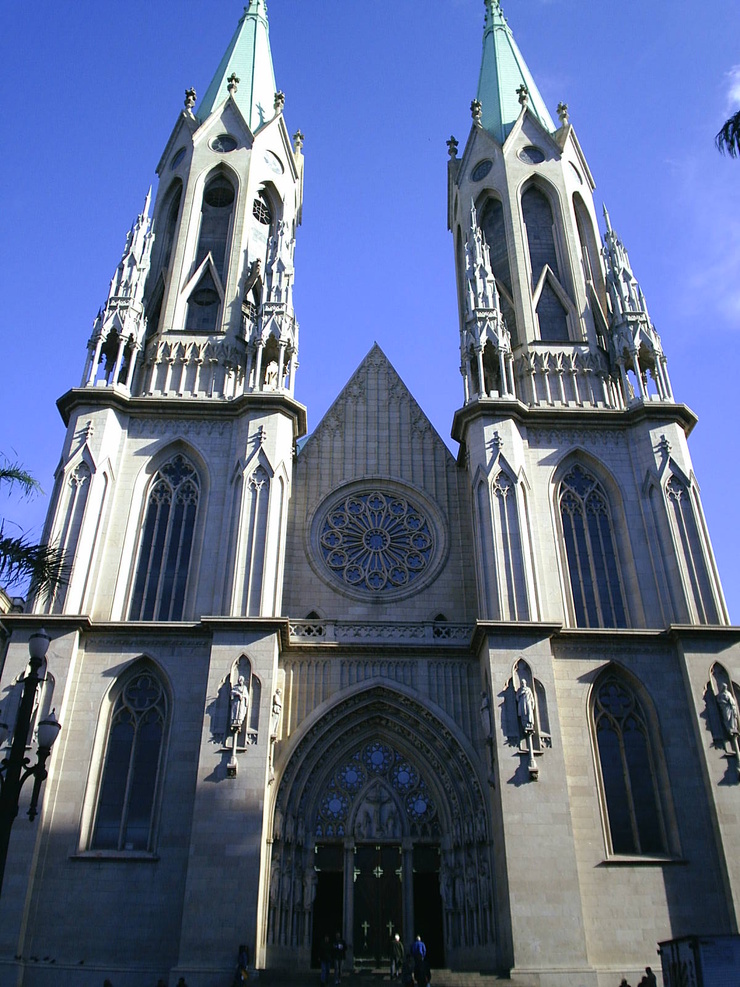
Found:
[2,0,740,616]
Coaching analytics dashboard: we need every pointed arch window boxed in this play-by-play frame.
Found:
[479,197,519,344]
[195,173,235,282]
[665,474,720,624]
[593,673,667,855]
[559,464,627,627]
[522,185,570,341]
[185,267,221,333]
[129,454,200,621]
[50,460,91,613]
[92,668,168,851]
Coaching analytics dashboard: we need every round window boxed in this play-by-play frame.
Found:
[210,134,237,153]
[204,178,235,208]
[518,145,545,164]
[170,147,186,170]
[471,159,493,182]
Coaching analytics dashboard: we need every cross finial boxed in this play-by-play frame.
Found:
[557,101,569,125]
[471,99,483,125]
[274,91,286,113]
[447,135,459,159]
[184,87,197,111]
[517,84,529,107]
[227,73,240,95]
[293,130,304,151]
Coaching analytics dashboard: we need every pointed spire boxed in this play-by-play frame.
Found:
[197,1,277,132]
[476,0,556,144]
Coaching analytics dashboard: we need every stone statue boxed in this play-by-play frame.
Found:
[264,361,279,391]
[271,688,283,738]
[717,682,740,737]
[517,678,536,734]
[303,867,317,909]
[230,676,249,732]
[273,804,283,841]
[269,861,281,906]
[479,691,492,739]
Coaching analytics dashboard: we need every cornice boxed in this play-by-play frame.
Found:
[56,387,308,439]
[451,398,698,451]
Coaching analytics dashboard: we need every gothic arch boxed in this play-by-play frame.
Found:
[273,684,488,842]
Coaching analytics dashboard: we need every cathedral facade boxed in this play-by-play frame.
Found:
[1,3,739,986]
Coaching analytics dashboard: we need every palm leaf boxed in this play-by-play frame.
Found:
[0,529,69,603]
[0,459,42,500]
[716,109,740,158]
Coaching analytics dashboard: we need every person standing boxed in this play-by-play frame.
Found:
[411,935,427,986]
[319,935,333,986]
[391,933,404,979]
[332,930,347,984]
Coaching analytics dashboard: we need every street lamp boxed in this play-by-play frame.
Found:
[0,629,62,896]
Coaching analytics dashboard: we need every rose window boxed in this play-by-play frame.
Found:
[319,491,434,593]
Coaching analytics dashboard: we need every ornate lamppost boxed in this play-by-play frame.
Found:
[0,629,61,895]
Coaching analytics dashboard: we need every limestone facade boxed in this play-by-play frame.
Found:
[1,3,739,987]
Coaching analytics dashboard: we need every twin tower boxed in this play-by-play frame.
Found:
[2,3,738,986]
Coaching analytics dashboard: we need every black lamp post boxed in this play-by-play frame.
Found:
[0,629,61,896]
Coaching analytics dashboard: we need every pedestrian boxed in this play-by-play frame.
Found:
[319,935,333,986]
[643,969,657,987]
[233,943,249,985]
[411,935,427,986]
[332,931,347,984]
[391,932,404,979]
[619,979,632,987]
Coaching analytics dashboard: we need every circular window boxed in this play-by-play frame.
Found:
[518,145,545,164]
[264,150,284,175]
[471,158,493,182]
[190,286,219,307]
[252,196,272,225]
[310,481,446,600]
[171,147,186,170]
[210,134,237,153]
[204,178,235,208]
[570,162,583,185]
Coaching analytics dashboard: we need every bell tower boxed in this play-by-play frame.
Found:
[40,0,306,622]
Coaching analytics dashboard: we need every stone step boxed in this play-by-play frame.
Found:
[258,969,526,987]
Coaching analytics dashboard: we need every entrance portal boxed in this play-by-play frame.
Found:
[353,844,403,967]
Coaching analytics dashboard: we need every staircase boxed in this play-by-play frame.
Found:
[258,969,532,987]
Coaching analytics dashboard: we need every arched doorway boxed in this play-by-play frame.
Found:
[265,686,495,971]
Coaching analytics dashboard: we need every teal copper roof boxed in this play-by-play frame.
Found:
[476,0,556,144]
[197,0,277,132]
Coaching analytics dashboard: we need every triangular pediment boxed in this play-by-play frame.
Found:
[302,343,455,471]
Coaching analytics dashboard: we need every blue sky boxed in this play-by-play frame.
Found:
[2,0,740,616]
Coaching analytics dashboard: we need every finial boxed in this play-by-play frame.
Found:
[227,73,240,96]
[447,135,459,159]
[471,99,483,126]
[292,130,304,151]
[516,84,529,108]
[184,87,197,111]
[602,204,613,233]
[274,91,286,114]
[557,102,569,125]
[143,186,152,218]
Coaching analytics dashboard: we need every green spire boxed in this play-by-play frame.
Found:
[476,0,556,144]
[197,1,277,132]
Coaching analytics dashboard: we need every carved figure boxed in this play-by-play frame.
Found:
[517,678,536,734]
[479,691,492,739]
[273,804,283,841]
[717,682,740,737]
[303,867,317,910]
[269,861,281,906]
[230,676,249,732]
[264,361,279,391]
[271,688,283,738]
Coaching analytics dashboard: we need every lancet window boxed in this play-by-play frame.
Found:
[522,185,569,341]
[479,197,519,343]
[665,474,719,624]
[129,454,200,621]
[91,667,168,852]
[50,461,91,613]
[559,464,627,627]
[593,673,667,856]
[195,173,236,280]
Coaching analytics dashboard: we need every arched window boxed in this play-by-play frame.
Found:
[573,193,605,306]
[480,197,519,344]
[666,474,719,624]
[50,460,91,613]
[129,454,200,621]
[195,173,236,281]
[92,668,168,851]
[593,673,667,855]
[522,186,569,341]
[559,464,627,627]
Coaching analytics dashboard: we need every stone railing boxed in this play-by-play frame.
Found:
[288,620,474,646]
[140,334,247,399]
[513,343,621,409]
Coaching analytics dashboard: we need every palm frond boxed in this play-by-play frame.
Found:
[716,109,740,158]
[0,456,42,500]
[0,533,69,603]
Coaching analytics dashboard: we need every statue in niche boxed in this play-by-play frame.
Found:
[479,691,492,739]
[264,361,279,391]
[516,678,536,734]
[439,859,454,911]
[273,805,283,841]
[354,782,394,840]
[303,867,317,911]
[271,688,283,738]
[269,861,281,907]
[717,683,740,738]
[230,676,249,732]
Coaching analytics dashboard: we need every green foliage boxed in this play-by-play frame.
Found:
[0,456,67,603]
[716,109,740,158]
